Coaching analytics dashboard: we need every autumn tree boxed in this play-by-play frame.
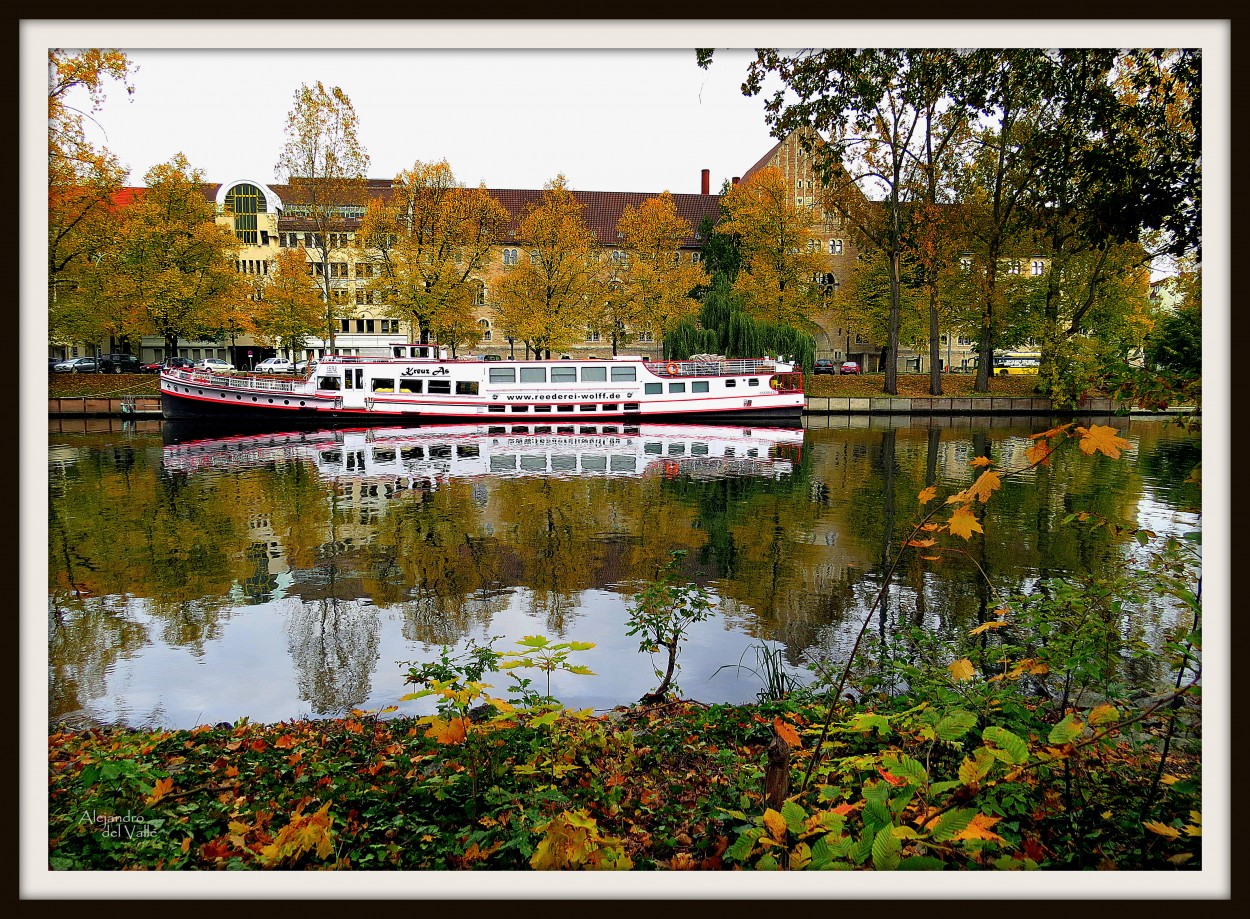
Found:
[248,247,326,359]
[48,49,136,349]
[492,176,607,359]
[87,155,244,357]
[274,82,370,351]
[609,192,707,354]
[715,167,826,334]
[355,160,509,356]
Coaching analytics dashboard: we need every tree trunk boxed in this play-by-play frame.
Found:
[765,730,791,809]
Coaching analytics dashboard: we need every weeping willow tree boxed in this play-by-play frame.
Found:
[664,277,816,372]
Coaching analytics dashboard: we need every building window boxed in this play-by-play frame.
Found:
[479,318,492,342]
[829,239,843,256]
[585,328,601,343]
[691,252,701,264]
[502,248,518,266]
[225,184,264,245]
[1031,260,1045,276]
[529,249,541,264]
[329,262,349,278]
[959,256,972,272]
[1008,260,1022,275]
[636,328,654,343]
[473,281,486,306]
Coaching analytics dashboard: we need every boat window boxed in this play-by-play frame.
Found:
[748,378,760,387]
[557,426,575,434]
[551,366,577,383]
[556,405,575,412]
[372,378,395,392]
[644,442,663,455]
[373,448,396,462]
[318,376,340,390]
[669,382,686,393]
[668,443,686,455]
[489,367,516,384]
[399,379,423,394]
[581,456,607,472]
[402,447,424,461]
[580,366,607,382]
[488,405,505,413]
[692,381,709,393]
[521,456,547,472]
[691,442,710,456]
[579,404,596,412]
[610,456,637,473]
[511,404,529,412]
[725,379,737,388]
[645,383,662,395]
[429,445,452,459]
[610,366,636,382]
[455,380,479,395]
[624,403,640,412]
[428,379,451,394]
[533,405,551,412]
[490,455,518,472]
[550,454,576,472]
[456,444,480,458]
[520,367,546,383]
[602,403,618,412]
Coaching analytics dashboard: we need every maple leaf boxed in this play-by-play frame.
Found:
[1143,820,1181,839]
[953,813,1004,842]
[1024,440,1052,466]
[948,658,975,682]
[968,620,1008,635]
[773,717,801,748]
[1032,422,1073,440]
[948,506,984,539]
[917,485,937,504]
[906,537,937,548]
[274,734,297,749]
[1076,425,1131,459]
[424,716,468,745]
[969,456,993,468]
[146,776,173,805]
[966,469,1002,503]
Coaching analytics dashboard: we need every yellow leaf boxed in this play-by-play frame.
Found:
[424,716,468,745]
[953,813,1003,842]
[966,469,1002,503]
[969,456,993,468]
[968,620,1008,635]
[773,717,801,748]
[948,506,984,540]
[146,776,173,805]
[906,538,936,548]
[1031,422,1073,440]
[762,808,788,842]
[1076,425,1131,459]
[948,658,976,682]
[1143,820,1181,838]
[1089,703,1119,725]
[918,485,937,504]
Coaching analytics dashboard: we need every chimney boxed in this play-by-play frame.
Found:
[732,176,741,185]
[701,168,710,195]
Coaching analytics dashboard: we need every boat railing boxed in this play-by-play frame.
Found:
[166,368,302,394]
[660,359,778,376]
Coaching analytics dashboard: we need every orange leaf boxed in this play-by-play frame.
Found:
[424,716,468,745]
[968,620,1008,635]
[906,537,936,548]
[773,717,801,748]
[917,485,937,504]
[274,735,297,749]
[966,469,1001,503]
[878,767,907,787]
[1025,440,1052,466]
[146,776,173,805]
[1076,425,1131,459]
[1032,422,1073,440]
[969,456,993,468]
[954,813,1004,842]
[948,506,984,540]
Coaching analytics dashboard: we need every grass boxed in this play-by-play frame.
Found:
[46,372,1050,401]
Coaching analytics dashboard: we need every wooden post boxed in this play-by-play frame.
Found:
[765,729,791,810]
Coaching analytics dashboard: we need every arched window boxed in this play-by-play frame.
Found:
[478,318,492,342]
[224,184,266,245]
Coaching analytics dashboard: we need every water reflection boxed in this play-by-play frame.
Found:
[46,417,1200,729]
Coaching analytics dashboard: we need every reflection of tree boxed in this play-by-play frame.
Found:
[48,596,149,726]
[286,591,380,716]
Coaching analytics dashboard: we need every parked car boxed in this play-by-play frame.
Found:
[254,357,295,374]
[294,359,317,374]
[156,357,196,371]
[98,353,144,374]
[195,357,235,374]
[839,361,862,375]
[53,357,99,374]
[49,358,62,373]
[813,358,837,375]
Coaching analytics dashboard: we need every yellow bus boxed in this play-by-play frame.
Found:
[991,351,1041,375]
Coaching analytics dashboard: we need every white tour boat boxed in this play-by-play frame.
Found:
[160,421,806,489]
[159,344,805,426]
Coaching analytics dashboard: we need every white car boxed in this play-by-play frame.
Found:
[195,358,234,374]
[254,357,295,374]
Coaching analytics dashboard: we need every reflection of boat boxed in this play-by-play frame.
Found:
[160,343,805,425]
[161,422,805,484]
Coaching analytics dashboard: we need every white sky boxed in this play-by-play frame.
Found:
[20,19,1231,902]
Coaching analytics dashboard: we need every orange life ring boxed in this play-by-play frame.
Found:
[665,361,680,375]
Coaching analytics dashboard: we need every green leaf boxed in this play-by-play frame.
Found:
[1047,713,1083,745]
[935,710,978,742]
[781,800,807,835]
[871,825,902,870]
[516,635,552,649]
[884,753,928,786]
[982,726,1029,764]
[725,828,760,863]
[928,808,976,843]
[754,853,781,870]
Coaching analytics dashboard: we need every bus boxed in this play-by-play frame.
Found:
[991,351,1041,375]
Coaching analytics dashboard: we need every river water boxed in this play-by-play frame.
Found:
[45,414,1201,730]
